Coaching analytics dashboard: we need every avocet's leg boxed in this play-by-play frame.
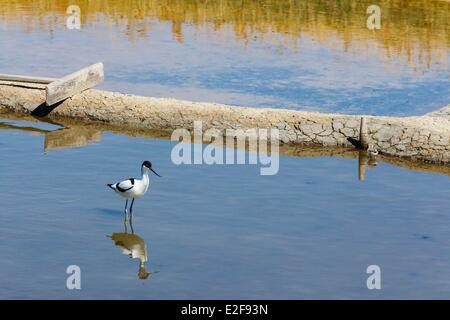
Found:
[129,210,134,234]
[129,199,135,233]
[130,198,135,216]
[124,199,129,215]
[124,199,129,233]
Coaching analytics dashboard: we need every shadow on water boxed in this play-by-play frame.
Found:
[95,208,124,217]
[107,213,154,280]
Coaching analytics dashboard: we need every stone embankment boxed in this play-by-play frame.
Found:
[0,82,449,163]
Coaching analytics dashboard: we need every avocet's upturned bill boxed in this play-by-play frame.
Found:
[107,161,161,215]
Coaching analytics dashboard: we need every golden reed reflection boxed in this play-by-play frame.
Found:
[0,0,448,68]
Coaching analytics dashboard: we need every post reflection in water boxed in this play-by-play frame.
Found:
[358,149,379,181]
[108,215,151,280]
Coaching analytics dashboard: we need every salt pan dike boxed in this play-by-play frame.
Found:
[0,81,449,164]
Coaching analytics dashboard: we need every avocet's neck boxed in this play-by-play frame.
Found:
[141,167,150,184]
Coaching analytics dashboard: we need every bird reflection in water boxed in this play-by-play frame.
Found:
[108,215,152,280]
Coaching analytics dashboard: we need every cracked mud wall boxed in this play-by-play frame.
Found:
[0,83,449,163]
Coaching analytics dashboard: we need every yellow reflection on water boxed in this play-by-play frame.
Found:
[0,0,448,68]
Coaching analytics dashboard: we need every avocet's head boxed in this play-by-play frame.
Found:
[138,262,150,280]
[141,160,162,177]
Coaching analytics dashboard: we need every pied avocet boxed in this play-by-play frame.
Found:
[107,161,161,215]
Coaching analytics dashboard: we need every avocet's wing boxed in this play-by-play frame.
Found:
[115,178,135,193]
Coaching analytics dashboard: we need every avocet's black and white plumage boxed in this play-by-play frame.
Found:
[108,161,161,215]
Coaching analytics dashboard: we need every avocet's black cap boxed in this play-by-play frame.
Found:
[142,161,152,168]
[142,161,162,177]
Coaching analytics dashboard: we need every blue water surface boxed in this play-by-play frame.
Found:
[0,126,450,299]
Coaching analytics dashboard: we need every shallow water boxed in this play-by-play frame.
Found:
[0,0,450,299]
[0,117,450,299]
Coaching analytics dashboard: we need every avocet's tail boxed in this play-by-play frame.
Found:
[107,184,116,190]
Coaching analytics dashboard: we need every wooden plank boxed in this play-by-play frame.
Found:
[0,74,57,84]
[45,62,104,106]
